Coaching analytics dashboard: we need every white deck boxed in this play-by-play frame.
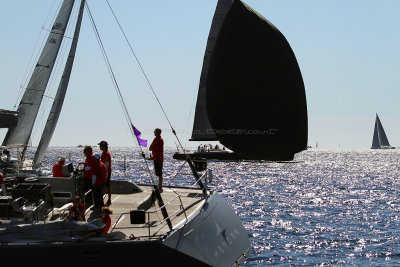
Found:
[97,186,207,240]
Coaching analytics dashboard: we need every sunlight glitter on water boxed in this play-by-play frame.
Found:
[27,147,400,266]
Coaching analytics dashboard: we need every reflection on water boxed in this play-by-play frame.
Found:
[30,147,400,266]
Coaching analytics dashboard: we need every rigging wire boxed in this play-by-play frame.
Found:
[184,88,198,149]
[105,1,207,195]
[105,0,195,161]
[85,1,155,185]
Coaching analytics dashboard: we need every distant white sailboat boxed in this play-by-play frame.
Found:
[371,114,395,149]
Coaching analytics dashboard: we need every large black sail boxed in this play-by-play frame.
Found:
[206,0,308,160]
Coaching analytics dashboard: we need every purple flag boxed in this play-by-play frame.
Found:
[131,123,147,147]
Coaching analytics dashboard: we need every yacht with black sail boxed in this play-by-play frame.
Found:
[371,113,395,149]
[0,0,251,266]
[173,0,308,162]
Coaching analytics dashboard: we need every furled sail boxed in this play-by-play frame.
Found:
[33,0,85,168]
[2,0,75,148]
[371,114,391,149]
[190,0,234,141]
[205,0,308,160]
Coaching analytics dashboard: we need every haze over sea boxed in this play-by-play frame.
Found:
[30,146,400,266]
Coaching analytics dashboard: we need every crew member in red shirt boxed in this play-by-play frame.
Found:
[52,156,66,177]
[67,196,85,221]
[81,207,113,240]
[149,128,164,192]
[92,154,107,211]
[99,140,112,206]
[100,206,113,234]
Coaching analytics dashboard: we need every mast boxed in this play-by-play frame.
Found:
[2,0,76,152]
[33,0,85,168]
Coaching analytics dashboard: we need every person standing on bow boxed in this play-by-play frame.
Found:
[149,128,164,192]
[99,141,112,206]
[92,154,107,212]
[52,156,66,177]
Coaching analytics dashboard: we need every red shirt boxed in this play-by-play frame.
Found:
[52,161,66,177]
[150,136,164,162]
[84,154,96,180]
[93,161,107,186]
[102,215,111,234]
[101,150,112,175]
[70,203,85,221]
[0,173,3,184]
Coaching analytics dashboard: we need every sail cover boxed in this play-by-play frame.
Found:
[0,110,18,129]
[371,114,391,149]
[2,0,75,148]
[190,0,234,141]
[205,0,308,160]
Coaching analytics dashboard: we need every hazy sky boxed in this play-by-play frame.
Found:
[0,0,399,149]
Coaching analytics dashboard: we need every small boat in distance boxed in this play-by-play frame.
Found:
[371,114,395,149]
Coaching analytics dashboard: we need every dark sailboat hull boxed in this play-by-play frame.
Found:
[173,150,245,161]
[173,151,294,161]
[0,192,250,266]
[0,241,208,265]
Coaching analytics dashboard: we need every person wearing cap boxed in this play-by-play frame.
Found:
[92,153,107,211]
[99,140,112,206]
[149,128,164,192]
[52,156,66,177]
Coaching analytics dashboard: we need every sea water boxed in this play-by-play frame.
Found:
[30,147,400,266]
